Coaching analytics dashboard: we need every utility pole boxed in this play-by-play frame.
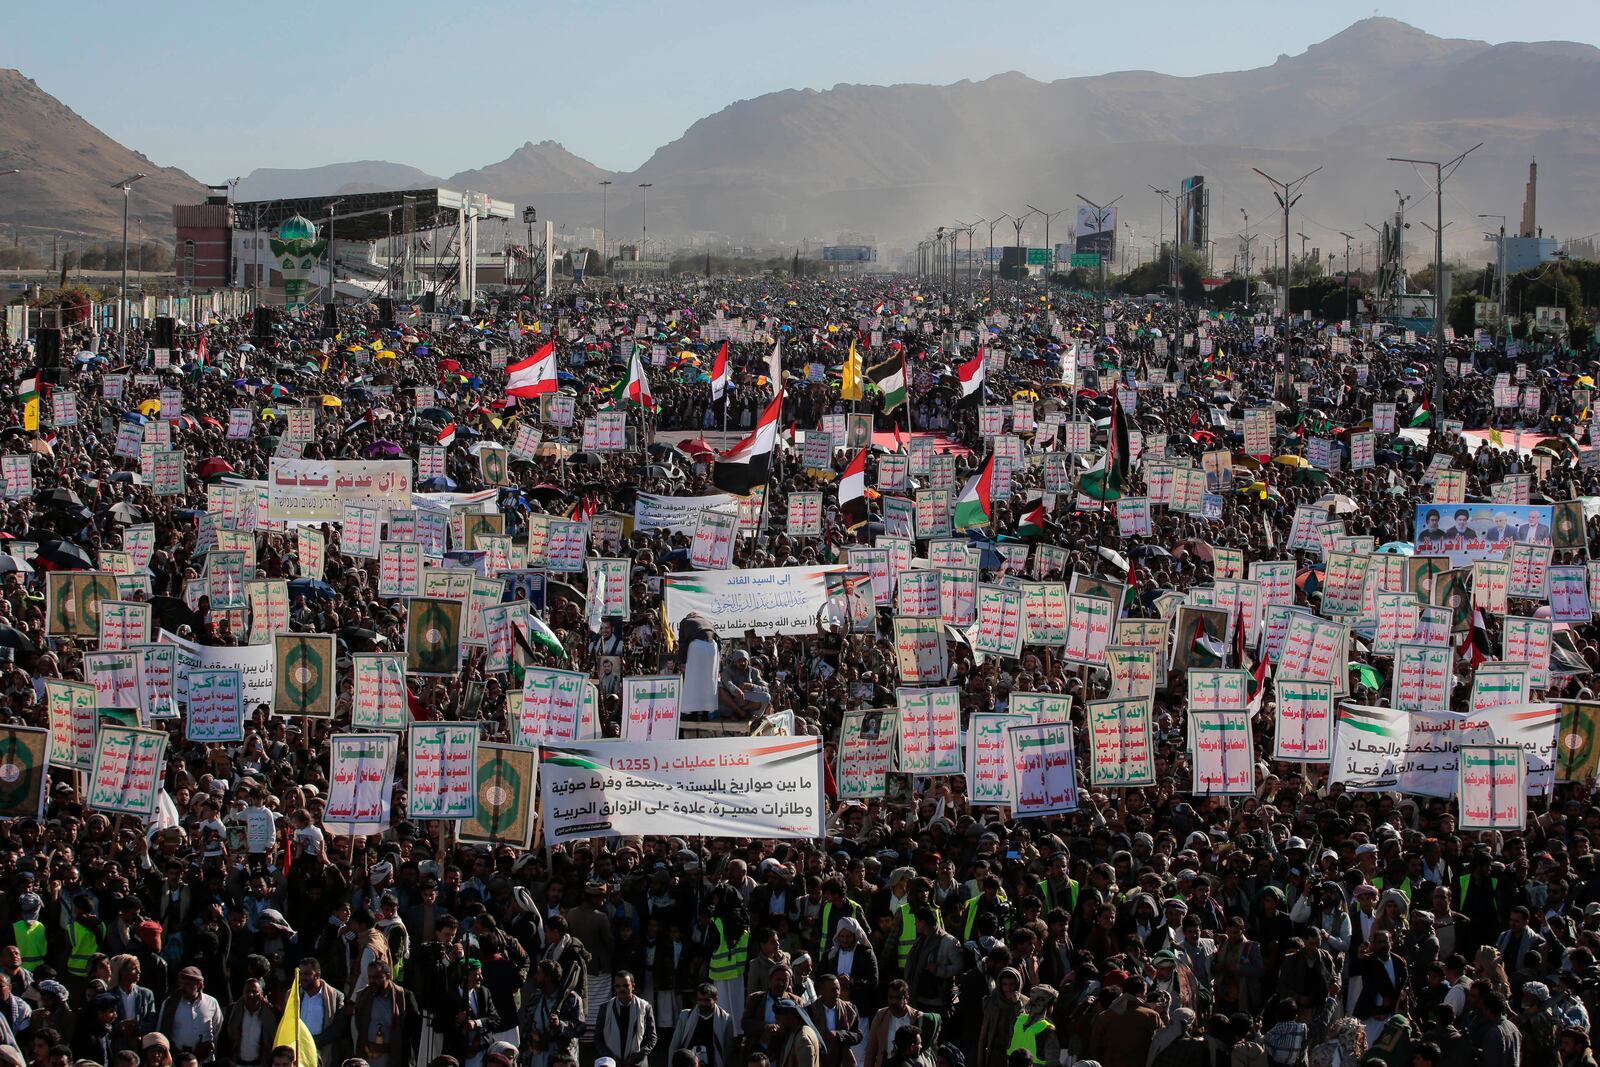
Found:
[598,179,613,269]
[1013,209,1038,284]
[1025,205,1066,278]
[1389,143,1482,411]
[1479,213,1507,352]
[110,173,147,363]
[1251,165,1321,324]
[1075,194,1122,299]
[638,183,652,258]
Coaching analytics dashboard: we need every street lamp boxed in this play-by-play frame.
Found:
[1251,165,1322,325]
[953,219,981,298]
[1074,193,1122,297]
[598,180,613,265]
[324,199,343,304]
[638,183,653,260]
[1012,209,1039,282]
[1389,143,1482,410]
[109,173,146,362]
[985,214,1011,300]
[1479,213,1507,348]
[1025,204,1067,277]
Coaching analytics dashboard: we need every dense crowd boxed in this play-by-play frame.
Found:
[0,273,1595,1067]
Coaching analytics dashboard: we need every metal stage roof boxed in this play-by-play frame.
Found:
[232,188,515,242]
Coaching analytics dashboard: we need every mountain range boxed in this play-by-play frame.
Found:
[7,18,1600,259]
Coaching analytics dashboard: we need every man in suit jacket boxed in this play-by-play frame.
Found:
[1350,930,1409,1024]
[221,978,281,1066]
[807,974,863,1067]
[742,963,795,1056]
[864,980,935,1067]
[296,958,347,1067]
[774,998,824,1067]
[350,960,421,1065]
[669,983,740,1067]
[594,970,657,1067]
[1518,510,1553,545]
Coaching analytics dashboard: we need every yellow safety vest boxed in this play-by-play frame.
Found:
[1038,877,1078,914]
[963,891,1013,940]
[1009,1016,1055,1066]
[707,918,749,982]
[67,921,98,977]
[818,900,862,957]
[1375,875,1412,903]
[12,920,45,971]
[895,907,917,970]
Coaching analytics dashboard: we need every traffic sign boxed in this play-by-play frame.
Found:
[1070,253,1101,269]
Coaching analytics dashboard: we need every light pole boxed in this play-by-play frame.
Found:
[985,214,1011,300]
[1251,165,1321,322]
[638,183,652,259]
[1148,185,1174,294]
[324,199,343,304]
[952,220,980,298]
[1479,213,1507,351]
[598,179,613,267]
[1012,209,1038,284]
[110,173,146,362]
[1075,193,1122,298]
[1390,143,1482,411]
[1338,230,1355,323]
[1025,205,1067,278]
[1239,207,1253,312]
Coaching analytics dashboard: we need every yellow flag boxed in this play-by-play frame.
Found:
[1489,428,1504,448]
[274,974,319,1067]
[22,398,37,433]
[840,341,863,402]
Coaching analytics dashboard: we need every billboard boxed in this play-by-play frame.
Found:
[1181,176,1207,249]
[823,245,875,262]
[1075,205,1118,261]
[1414,503,1553,564]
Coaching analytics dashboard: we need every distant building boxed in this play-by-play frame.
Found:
[173,196,233,289]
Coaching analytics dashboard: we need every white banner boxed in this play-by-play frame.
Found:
[1005,721,1080,815]
[407,723,480,820]
[621,675,682,742]
[1331,702,1559,796]
[326,733,399,835]
[267,460,413,522]
[633,492,738,534]
[540,737,825,842]
[662,566,842,639]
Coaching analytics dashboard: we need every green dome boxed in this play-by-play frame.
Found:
[277,214,319,242]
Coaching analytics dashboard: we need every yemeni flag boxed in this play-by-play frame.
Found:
[1408,393,1433,427]
[436,423,458,447]
[956,347,986,404]
[868,352,907,414]
[1078,395,1130,501]
[953,453,996,530]
[1235,608,1269,710]
[710,341,729,404]
[613,346,655,410]
[1013,499,1047,539]
[17,374,37,433]
[837,448,868,528]
[714,388,782,495]
[506,340,557,398]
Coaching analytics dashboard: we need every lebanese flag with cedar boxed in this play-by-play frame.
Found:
[506,340,557,398]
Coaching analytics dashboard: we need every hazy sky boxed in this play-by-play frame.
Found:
[8,0,1598,180]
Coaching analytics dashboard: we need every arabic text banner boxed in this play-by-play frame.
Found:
[633,492,738,534]
[539,737,825,843]
[1331,702,1559,796]
[267,460,413,522]
[663,566,842,638]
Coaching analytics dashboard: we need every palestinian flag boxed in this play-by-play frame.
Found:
[613,346,655,410]
[956,347,986,403]
[713,388,782,495]
[515,614,568,660]
[868,352,907,414]
[507,340,558,398]
[1408,393,1433,427]
[17,375,37,433]
[710,341,729,404]
[1188,615,1227,668]
[1558,700,1600,782]
[953,453,995,530]
[837,448,867,528]
[1078,397,1130,501]
[436,423,458,447]
[1013,499,1047,539]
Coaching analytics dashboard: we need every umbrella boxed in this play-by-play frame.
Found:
[33,540,93,571]
[364,441,405,459]
[1129,544,1172,559]
[416,407,454,423]
[1376,542,1415,556]
[1096,547,1130,573]
[338,625,388,652]
[0,557,31,577]
[418,476,459,492]
[108,502,146,525]
[526,483,570,501]
[680,438,717,459]
[147,595,198,633]
[288,578,338,600]
[1316,493,1359,514]
[1274,455,1311,468]
[0,623,33,655]
[196,457,234,479]
[36,488,83,509]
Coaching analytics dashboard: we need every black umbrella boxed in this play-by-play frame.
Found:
[33,540,93,571]
[1129,544,1172,559]
[147,596,198,633]
[339,625,388,652]
[0,625,36,656]
[36,488,83,509]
